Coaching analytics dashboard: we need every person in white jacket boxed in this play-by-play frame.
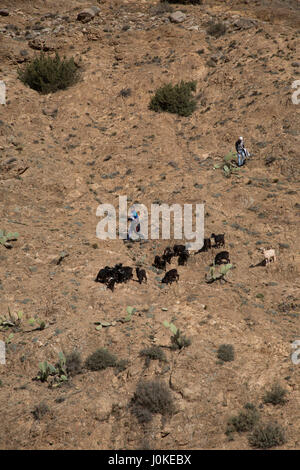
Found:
[235,136,251,167]
[127,210,143,241]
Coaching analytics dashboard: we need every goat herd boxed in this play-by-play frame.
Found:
[94,233,230,292]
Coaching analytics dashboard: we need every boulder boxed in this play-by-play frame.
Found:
[169,11,186,24]
[77,6,100,23]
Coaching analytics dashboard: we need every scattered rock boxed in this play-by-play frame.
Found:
[230,17,256,30]
[5,24,18,33]
[77,6,100,23]
[169,11,186,24]
[28,38,56,52]
[0,9,9,17]
[19,49,29,57]
[42,107,58,118]
[279,243,290,249]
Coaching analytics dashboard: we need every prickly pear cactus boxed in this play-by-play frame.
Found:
[0,230,19,248]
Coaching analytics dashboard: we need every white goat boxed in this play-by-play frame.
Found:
[259,248,276,265]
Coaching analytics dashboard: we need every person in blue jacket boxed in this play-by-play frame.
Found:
[235,136,249,167]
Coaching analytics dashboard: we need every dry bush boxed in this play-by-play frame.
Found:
[130,380,175,423]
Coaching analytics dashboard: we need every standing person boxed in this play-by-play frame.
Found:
[235,136,247,167]
[127,210,142,241]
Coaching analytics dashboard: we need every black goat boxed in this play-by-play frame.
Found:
[162,246,174,264]
[178,250,189,266]
[95,266,114,283]
[162,269,179,284]
[197,237,212,253]
[153,255,167,270]
[211,233,225,248]
[173,244,186,256]
[136,267,147,284]
[95,263,133,290]
[106,277,116,292]
[214,251,230,265]
[116,265,133,283]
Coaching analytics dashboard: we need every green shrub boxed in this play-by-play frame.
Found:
[207,21,227,38]
[35,360,57,382]
[256,293,264,300]
[85,348,117,371]
[0,230,19,249]
[249,423,286,449]
[163,321,191,350]
[263,383,287,406]
[170,329,191,350]
[149,81,197,117]
[217,344,234,362]
[140,345,167,367]
[18,52,80,94]
[130,380,174,423]
[66,351,82,377]
[226,404,260,434]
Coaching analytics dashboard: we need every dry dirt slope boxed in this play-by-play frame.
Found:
[0,0,299,450]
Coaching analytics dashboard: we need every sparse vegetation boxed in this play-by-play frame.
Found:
[151,2,173,16]
[170,329,191,350]
[149,81,197,117]
[119,88,132,97]
[28,317,46,331]
[121,306,136,323]
[0,230,19,249]
[65,351,82,377]
[263,383,288,406]
[0,309,23,330]
[140,345,167,367]
[256,293,264,300]
[115,359,128,374]
[32,402,50,420]
[85,348,117,371]
[223,162,240,178]
[217,344,235,362]
[206,263,233,283]
[35,352,68,385]
[249,423,286,449]
[130,380,175,423]
[207,20,227,38]
[226,404,260,434]
[35,360,57,383]
[18,52,80,94]
[214,151,241,178]
[163,321,191,350]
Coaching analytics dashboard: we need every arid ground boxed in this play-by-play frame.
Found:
[0,0,299,450]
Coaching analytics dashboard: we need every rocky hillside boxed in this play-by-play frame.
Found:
[0,0,299,450]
